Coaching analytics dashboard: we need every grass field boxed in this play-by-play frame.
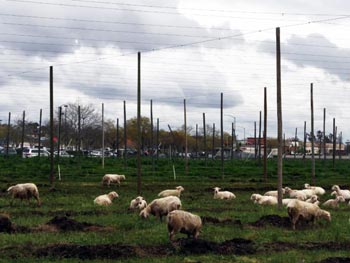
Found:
[1,156,350,262]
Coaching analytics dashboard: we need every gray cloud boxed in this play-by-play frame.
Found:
[258,33,350,81]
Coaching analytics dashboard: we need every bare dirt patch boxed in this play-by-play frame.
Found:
[250,214,291,228]
[0,213,30,233]
[319,257,350,263]
[201,216,242,228]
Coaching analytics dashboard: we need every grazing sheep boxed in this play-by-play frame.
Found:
[158,186,184,198]
[287,199,331,230]
[305,195,320,206]
[140,196,182,221]
[264,188,285,197]
[167,210,202,241]
[304,183,326,195]
[129,196,146,211]
[284,187,307,200]
[331,185,350,200]
[94,191,119,206]
[213,187,236,200]
[102,174,126,187]
[250,193,262,202]
[322,196,345,208]
[7,183,41,207]
[138,199,147,210]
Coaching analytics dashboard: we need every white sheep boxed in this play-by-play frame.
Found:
[158,186,184,198]
[140,196,182,221]
[305,195,320,206]
[7,183,41,207]
[250,193,262,202]
[322,196,345,208]
[94,191,119,206]
[331,185,350,200]
[282,198,295,206]
[287,199,331,230]
[167,210,202,241]
[264,188,285,197]
[102,174,126,187]
[254,195,278,205]
[213,187,236,200]
[129,196,146,211]
[304,183,326,195]
[284,187,307,200]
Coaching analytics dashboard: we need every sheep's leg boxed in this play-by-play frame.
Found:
[292,215,299,230]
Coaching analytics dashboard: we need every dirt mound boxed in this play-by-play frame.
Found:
[319,257,350,263]
[45,216,101,231]
[174,238,256,255]
[201,216,242,227]
[250,215,291,228]
[0,214,30,233]
[0,214,14,233]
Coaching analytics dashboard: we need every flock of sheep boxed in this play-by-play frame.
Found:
[5,175,350,240]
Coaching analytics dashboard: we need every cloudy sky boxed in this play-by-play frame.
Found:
[1,0,350,141]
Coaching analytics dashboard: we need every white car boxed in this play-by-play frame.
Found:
[54,150,73,157]
[23,148,50,158]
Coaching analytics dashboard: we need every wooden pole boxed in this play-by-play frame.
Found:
[196,124,198,157]
[6,112,11,157]
[49,66,55,188]
[254,121,257,159]
[38,109,42,157]
[323,108,326,162]
[203,113,207,166]
[333,118,336,168]
[150,100,154,174]
[303,121,306,164]
[263,87,267,182]
[78,105,81,155]
[58,106,62,163]
[339,131,342,160]
[102,103,105,169]
[231,122,234,160]
[220,92,224,179]
[276,27,283,208]
[21,110,25,156]
[137,52,142,194]
[311,83,315,184]
[116,118,119,156]
[184,99,188,175]
[156,118,159,161]
[294,128,297,159]
[123,100,127,167]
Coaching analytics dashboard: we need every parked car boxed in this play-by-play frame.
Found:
[0,147,18,156]
[23,148,50,158]
[89,150,102,157]
[54,150,73,158]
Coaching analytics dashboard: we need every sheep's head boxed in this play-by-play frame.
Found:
[108,191,119,200]
[213,187,220,194]
[310,195,318,202]
[337,196,346,203]
[332,185,339,191]
[250,194,257,201]
[120,175,126,180]
[284,187,292,193]
[6,186,14,193]
[304,183,310,189]
[319,210,331,222]
[331,191,338,197]
[176,186,184,192]
[139,208,149,219]
[135,196,143,202]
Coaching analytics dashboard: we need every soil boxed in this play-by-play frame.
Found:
[250,214,292,228]
[0,213,30,233]
[319,257,350,263]
[201,216,243,228]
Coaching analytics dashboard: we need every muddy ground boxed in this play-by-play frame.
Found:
[1,214,350,260]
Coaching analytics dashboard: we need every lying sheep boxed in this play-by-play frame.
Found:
[213,187,236,200]
[167,210,202,241]
[140,196,181,221]
[129,196,146,211]
[7,183,41,207]
[304,183,326,195]
[284,187,307,200]
[322,196,345,208]
[94,191,119,206]
[250,193,262,202]
[331,185,350,200]
[287,199,331,230]
[264,188,285,197]
[102,174,126,187]
[158,186,184,198]
[255,195,278,205]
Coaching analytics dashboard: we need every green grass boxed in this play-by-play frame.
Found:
[1,156,350,262]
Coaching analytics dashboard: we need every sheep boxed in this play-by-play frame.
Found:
[7,183,41,207]
[129,196,146,211]
[305,195,320,206]
[250,193,262,202]
[331,185,350,200]
[140,196,182,221]
[284,187,307,200]
[158,186,184,198]
[322,196,345,208]
[213,187,236,200]
[264,188,285,197]
[287,199,331,230]
[304,183,326,195]
[282,198,295,206]
[254,195,278,205]
[94,191,119,206]
[167,210,202,241]
[102,174,126,187]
